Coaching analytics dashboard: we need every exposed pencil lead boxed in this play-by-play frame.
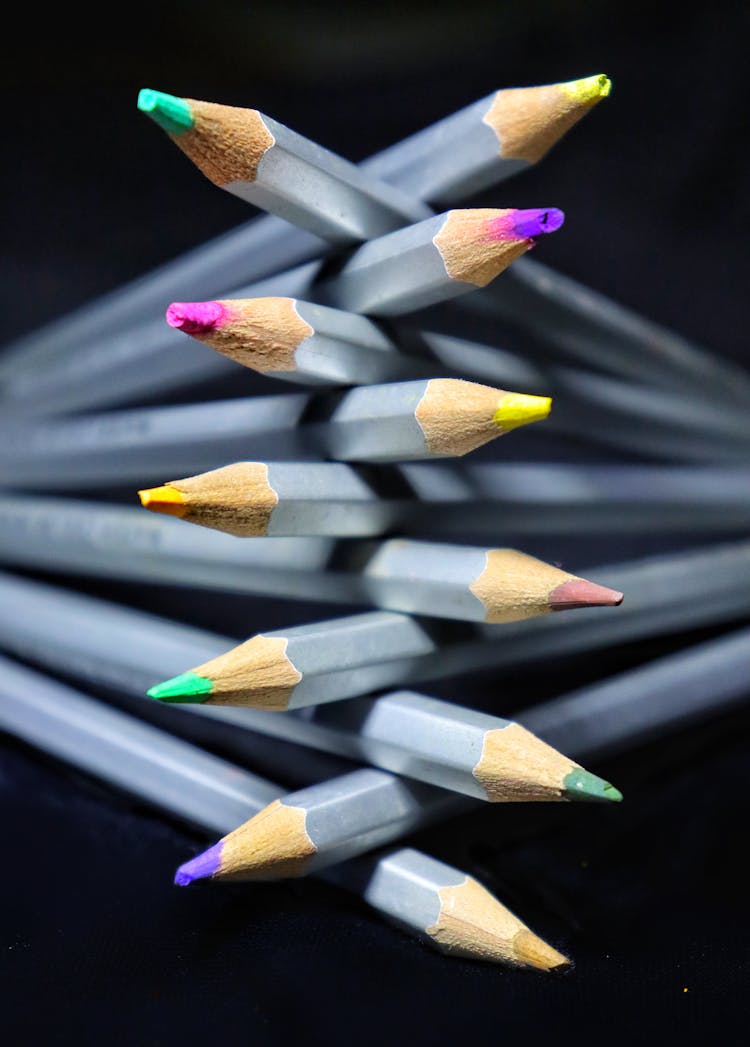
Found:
[509,207,565,239]
[174,842,224,886]
[493,393,552,432]
[147,671,212,704]
[166,301,227,336]
[513,930,572,973]
[138,484,186,517]
[137,89,194,135]
[562,73,612,104]
[564,768,623,803]
[549,578,624,611]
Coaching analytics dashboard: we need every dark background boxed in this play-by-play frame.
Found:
[2,2,750,1043]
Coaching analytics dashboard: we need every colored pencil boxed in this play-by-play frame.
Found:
[137,460,750,538]
[172,752,617,885]
[317,378,550,462]
[1,263,323,418]
[193,688,622,804]
[2,536,749,718]
[0,570,621,805]
[138,89,429,243]
[320,207,564,316]
[0,658,568,971]
[0,496,619,625]
[164,296,436,387]
[365,75,611,203]
[0,379,550,488]
[139,461,402,538]
[356,540,623,624]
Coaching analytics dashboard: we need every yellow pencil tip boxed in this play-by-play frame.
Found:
[137,485,187,517]
[562,73,612,104]
[493,393,552,432]
[513,930,571,973]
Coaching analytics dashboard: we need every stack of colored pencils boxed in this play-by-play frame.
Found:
[1,72,749,973]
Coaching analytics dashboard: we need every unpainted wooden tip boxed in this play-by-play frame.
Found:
[493,392,552,432]
[138,484,187,518]
[549,578,624,611]
[513,929,571,973]
[562,73,612,104]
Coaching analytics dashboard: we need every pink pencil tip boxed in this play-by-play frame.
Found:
[511,208,565,239]
[549,578,624,611]
[166,301,226,336]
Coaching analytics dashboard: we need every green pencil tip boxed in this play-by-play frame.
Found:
[137,89,194,135]
[147,671,212,703]
[564,768,623,803]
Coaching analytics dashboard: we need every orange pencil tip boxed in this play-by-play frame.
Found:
[137,484,187,518]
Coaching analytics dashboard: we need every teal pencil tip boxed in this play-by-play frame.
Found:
[565,768,623,803]
[147,670,212,704]
[137,89,194,135]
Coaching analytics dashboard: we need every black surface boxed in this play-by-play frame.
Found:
[2,3,750,1044]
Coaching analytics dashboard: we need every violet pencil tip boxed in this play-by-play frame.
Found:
[512,208,565,239]
[174,841,224,886]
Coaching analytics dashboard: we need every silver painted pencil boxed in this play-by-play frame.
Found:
[320,207,563,316]
[0,379,550,487]
[138,89,429,243]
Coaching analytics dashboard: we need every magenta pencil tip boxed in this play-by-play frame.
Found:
[512,208,565,239]
[174,841,224,886]
[166,301,226,336]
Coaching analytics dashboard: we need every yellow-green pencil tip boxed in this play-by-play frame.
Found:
[562,73,612,104]
[493,393,552,433]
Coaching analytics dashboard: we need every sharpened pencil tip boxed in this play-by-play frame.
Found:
[511,208,565,239]
[562,73,612,104]
[175,842,224,886]
[166,301,227,336]
[548,578,624,611]
[147,671,213,703]
[138,485,186,517]
[513,930,571,973]
[138,89,194,135]
[493,393,551,432]
[564,768,623,803]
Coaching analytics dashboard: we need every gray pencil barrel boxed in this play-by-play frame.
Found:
[477,257,750,411]
[0,655,277,833]
[322,214,465,315]
[521,624,750,762]
[235,112,430,242]
[365,94,523,203]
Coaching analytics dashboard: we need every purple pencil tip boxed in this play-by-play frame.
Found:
[512,208,565,239]
[166,300,226,336]
[174,840,224,886]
